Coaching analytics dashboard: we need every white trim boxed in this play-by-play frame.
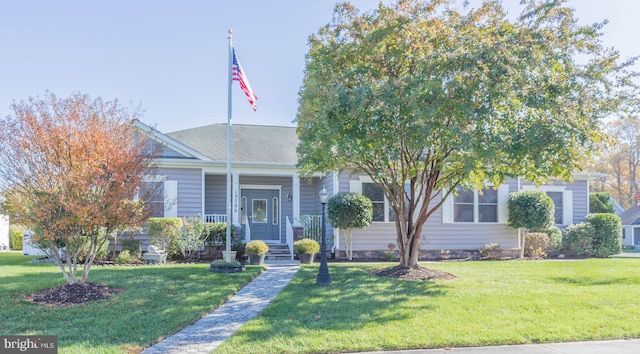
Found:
[134,120,212,161]
[240,184,282,190]
[142,175,168,183]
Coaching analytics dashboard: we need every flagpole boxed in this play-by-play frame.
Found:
[225,29,233,262]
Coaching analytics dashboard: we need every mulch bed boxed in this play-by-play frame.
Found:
[372,265,457,281]
[25,282,124,306]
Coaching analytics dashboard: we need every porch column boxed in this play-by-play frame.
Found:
[293,174,301,224]
[232,173,241,226]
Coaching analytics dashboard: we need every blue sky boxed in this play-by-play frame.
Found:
[1,0,638,133]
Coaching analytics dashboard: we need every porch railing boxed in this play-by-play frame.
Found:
[204,214,227,223]
[286,216,294,260]
[298,214,322,243]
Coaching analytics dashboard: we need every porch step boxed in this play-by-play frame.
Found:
[265,244,292,260]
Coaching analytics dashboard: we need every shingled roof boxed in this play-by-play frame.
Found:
[619,205,640,226]
[166,123,298,164]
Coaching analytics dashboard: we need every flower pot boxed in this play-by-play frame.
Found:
[249,254,265,265]
[223,251,237,262]
[299,253,315,264]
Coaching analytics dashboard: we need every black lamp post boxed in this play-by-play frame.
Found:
[316,187,332,286]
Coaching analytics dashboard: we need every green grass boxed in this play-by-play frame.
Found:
[214,259,640,353]
[0,252,263,354]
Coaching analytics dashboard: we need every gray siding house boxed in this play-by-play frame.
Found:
[137,121,592,258]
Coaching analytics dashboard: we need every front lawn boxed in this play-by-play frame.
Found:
[215,259,640,353]
[0,252,263,354]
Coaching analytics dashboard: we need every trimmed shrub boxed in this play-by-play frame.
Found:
[115,249,132,264]
[479,243,502,260]
[507,191,555,230]
[587,213,622,257]
[9,225,23,250]
[120,239,141,260]
[293,238,320,254]
[562,222,595,256]
[146,218,182,257]
[245,240,269,255]
[327,192,373,260]
[524,232,549,258]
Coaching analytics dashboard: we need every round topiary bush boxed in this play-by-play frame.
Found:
[245,240,269,255]
[293,238,320,254]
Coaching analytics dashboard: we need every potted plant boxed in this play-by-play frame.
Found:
[209,260,246,273]
[245,240,269,265]
[294,238,320,264]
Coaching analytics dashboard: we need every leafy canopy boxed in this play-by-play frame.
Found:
[296,0,633,267]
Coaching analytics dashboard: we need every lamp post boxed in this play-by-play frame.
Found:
[316,187,332,286]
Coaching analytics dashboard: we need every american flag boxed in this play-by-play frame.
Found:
[232,48,258,111]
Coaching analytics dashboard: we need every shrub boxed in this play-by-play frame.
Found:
[524,232,549,258]
[120,239,141,260]
[589,192,615,213]
[245,240,269,255]
[562,222,595,256]
[587,213,622,257]
[293,238,320,254]
[204,222,235,245]
[507,191,554,258]
[211,260,242,268]
[9,225,23,250]
[479,243,502,260]
[507,191,555,230]
[327,192,373,261]
[545,226,563,251]
[94,239,111,261]
[146,218,182,257]
[178,215,206,260]
[115,249,132,264]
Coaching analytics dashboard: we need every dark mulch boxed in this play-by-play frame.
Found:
[372,265,457,281]
[25,282,124,306]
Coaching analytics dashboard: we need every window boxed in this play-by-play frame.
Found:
[350,179,395,222]
[272,197,279,225]
[140,181,164,218]
[452,186,499,223]
[546,191,564,225]
[253,199,267,223]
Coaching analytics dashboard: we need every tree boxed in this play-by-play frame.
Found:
[327,192,373,260]
[0,92,162,284]
[296,0,631,268]
[589,192,616,214]
[507,191,555,258]
[592,115,640,208]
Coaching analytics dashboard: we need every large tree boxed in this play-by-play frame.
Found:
[296,0,633,268]
[592,115,640,208]
[0,92,162,284]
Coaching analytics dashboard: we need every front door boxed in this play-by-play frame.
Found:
[241,189,280,241]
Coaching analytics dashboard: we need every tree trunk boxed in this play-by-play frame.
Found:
[519,228,526,258]
[399,231,421,268]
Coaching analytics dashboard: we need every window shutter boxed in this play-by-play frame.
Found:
[563,190,573,225]
[442,191,454,224]
[164,180,178,218]
[497,184,510,224]
[349,180,362,194]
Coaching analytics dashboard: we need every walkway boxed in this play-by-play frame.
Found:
[141,261,299,354]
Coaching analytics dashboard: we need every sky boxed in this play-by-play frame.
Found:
[1,0,639,134]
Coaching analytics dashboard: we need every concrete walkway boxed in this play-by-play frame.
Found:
[141,261,299,354]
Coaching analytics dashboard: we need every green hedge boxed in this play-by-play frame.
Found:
[146,218,182,257]
[563,222,595,256]
[9,225,23,250]
[587,213,622,257]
